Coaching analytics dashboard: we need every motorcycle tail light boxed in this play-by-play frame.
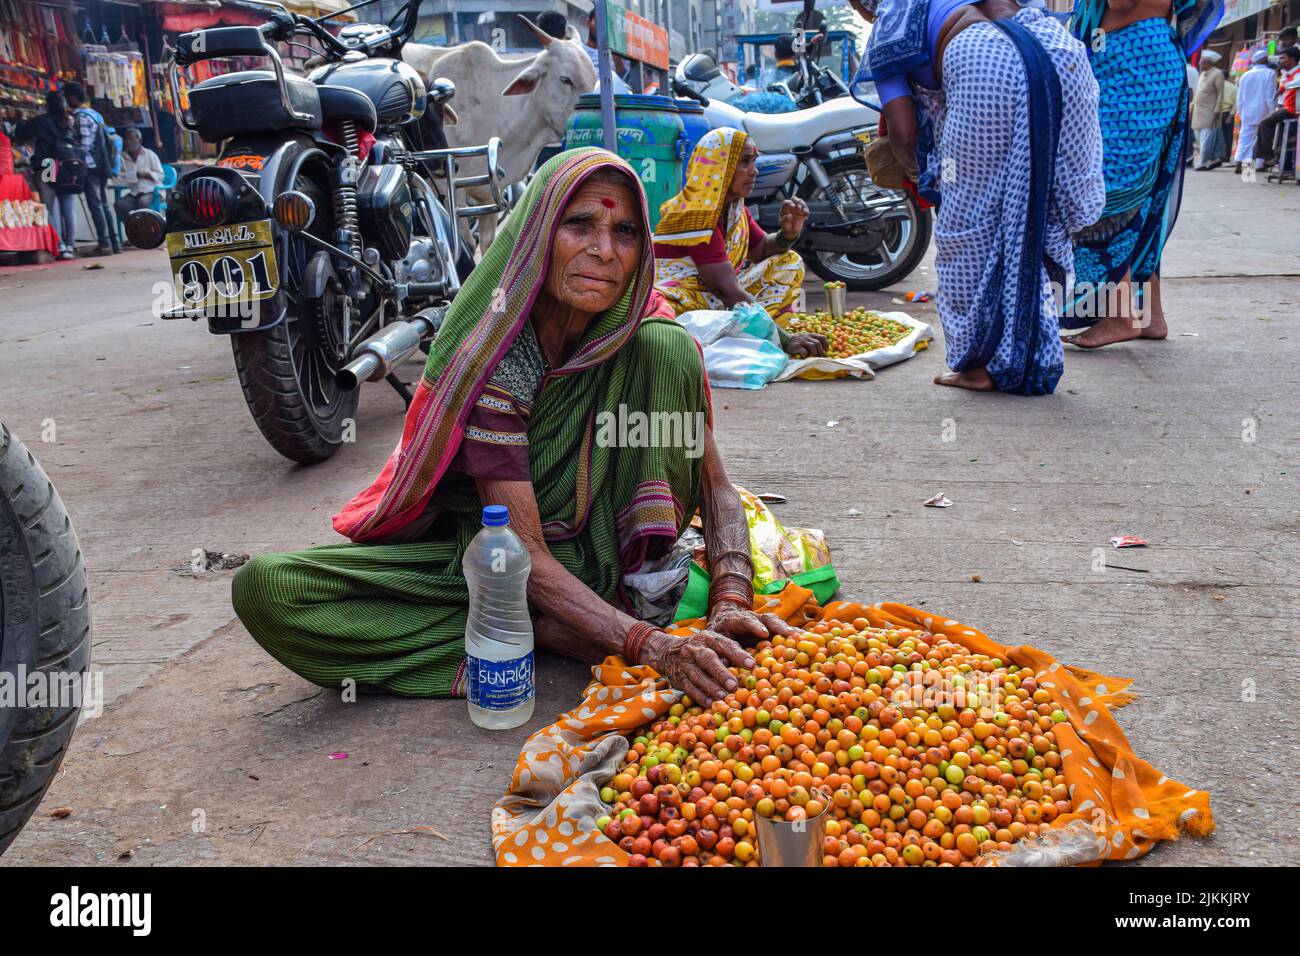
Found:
[272,191,315,233]
[184,176,236,227]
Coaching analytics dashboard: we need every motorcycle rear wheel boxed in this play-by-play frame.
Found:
[231,176,359,465]
[0,423,91,856]
[799,158,932,292]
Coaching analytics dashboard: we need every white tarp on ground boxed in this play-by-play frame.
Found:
[775,310,932,381]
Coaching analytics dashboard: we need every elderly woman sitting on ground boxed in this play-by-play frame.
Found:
[232,149,792,705]
[654,128,828,359]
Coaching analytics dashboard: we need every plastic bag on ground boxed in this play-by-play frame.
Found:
[701,337,788,389]
[677,303,781,348]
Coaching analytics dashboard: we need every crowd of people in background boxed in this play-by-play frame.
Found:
[1193,31,1299,215]
[10,81,164,261]
[1192,24,1299,173]
[1246,38,1299,171]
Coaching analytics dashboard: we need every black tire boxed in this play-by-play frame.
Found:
[798,158,933,291]
[230,175,358,465]
[0,424,91,857]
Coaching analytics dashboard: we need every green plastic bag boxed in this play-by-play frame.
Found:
[673,561,840,624]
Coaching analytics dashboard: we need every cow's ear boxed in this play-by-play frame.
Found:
[503,65,542,96]
[442,104,458,127]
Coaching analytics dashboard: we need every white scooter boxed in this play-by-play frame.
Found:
[673,55,930,291]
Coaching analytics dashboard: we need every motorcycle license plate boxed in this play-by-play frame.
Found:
[166,219,279,309]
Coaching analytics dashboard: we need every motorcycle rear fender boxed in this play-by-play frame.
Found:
[190,134,339,335]
[812,125,876,165]
[216,131,340,209]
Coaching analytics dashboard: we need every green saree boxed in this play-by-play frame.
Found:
[232,149,710,697]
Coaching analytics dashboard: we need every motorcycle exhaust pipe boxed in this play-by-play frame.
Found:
[336,306,447,391]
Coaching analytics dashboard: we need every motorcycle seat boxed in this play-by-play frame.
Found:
[317,85,379,134]
[189,70,322,142]
[739,96,876,153]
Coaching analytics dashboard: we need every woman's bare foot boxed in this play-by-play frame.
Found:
[1140,275,1167,339]
[1062,313,1144,349]
[934,369,995,391]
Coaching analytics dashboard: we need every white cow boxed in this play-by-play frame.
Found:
[404,17,597,253]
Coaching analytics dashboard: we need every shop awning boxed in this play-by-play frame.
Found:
[1217,0,1275,30]
[151,0,356,33]
[283,0,358,21]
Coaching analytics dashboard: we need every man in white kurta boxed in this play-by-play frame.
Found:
[1236,50,1278,170]
[1192,50,1225,169]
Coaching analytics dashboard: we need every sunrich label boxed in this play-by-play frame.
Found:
[466,652,534,711]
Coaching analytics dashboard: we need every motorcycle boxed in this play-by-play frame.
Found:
[126,0,509,464]
[673,54,931,292]
[763,32,855,110]
[678,33,849,112]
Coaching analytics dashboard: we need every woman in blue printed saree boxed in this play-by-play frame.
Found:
[1060,0,1223,349]
[849,0,1105,394]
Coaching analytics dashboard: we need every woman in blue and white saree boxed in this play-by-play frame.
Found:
[848,0,1105,395]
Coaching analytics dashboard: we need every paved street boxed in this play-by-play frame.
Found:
[0,169,1296,866]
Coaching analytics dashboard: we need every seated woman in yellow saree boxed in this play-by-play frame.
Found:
[654,128,827,358]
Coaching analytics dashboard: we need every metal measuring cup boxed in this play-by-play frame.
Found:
[753,788,832,867]
[825,282,846,319]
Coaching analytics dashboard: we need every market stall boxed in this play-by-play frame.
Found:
[0,126,58,255]
[671,288,933,390]
[0,0,82,122]
[0,0,82,256]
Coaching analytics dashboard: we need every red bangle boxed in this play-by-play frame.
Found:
[709,575,753,611]
[624,621,658,666]
[710,591,752,611]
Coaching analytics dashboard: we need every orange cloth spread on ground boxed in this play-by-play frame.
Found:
[491,585,1213,866]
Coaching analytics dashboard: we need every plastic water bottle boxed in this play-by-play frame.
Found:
[462,504,535,729]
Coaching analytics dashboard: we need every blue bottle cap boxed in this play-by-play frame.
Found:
[482,504,510,527]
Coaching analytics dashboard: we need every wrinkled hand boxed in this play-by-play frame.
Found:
[645,630,754,704]
[779,197,809,240]
[786,332,828,358]
[707,601,797,645]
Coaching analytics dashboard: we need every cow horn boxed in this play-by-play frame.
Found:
[517,14,552,47]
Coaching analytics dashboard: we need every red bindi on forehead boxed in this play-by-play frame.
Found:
[600,197,616,209]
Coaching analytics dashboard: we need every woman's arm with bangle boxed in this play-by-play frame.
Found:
[476,478,642,660]
[475,475,746,701]
[696,260,755,308]
[698,428,754,612]
[882,95,919,176]
[695,431,799,646]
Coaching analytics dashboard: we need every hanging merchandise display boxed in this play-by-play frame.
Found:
[82,46,147,110]
[0,0,83,121]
